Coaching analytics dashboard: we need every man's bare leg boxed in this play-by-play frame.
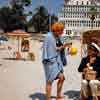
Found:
[56,73,65,99]
[46,81,52,100]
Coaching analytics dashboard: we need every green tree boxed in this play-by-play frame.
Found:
[0,0,32,32]
[31,6,58,33]
[0,7,18,32]
[11,0,32,31]
[51,14,58,25]
[31,6,48,32]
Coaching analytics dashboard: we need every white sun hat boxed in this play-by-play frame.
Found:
[91,42,100,52]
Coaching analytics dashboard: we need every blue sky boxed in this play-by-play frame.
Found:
[31,0,64,14]
[0,0,64,14]
[0,0,64,20]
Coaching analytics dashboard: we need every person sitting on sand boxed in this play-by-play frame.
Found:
[78,42,100,100]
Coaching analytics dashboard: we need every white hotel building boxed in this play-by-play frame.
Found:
[57,0,100,35]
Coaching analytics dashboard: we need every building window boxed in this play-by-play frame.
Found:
[95,21,98,27]
[87,1,88,5]
[82,1,84,5]
[77,1,78,5]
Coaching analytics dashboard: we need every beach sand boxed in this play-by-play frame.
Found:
[0,39,82,100]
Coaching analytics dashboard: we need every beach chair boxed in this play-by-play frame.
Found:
[80,85,92,99]
[80,81,100,99]
[96,83,100,96]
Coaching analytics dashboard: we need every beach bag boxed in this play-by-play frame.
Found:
[83,67,96,80]
[60,50,67,66]
[56,37,67,66]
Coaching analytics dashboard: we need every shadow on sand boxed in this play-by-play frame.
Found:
[29,91,80,100]
[64,90,80,100]
[0,63,2,66]
[3,58,17,60]
[29,93,56,100]
[2,58,27,61]
[29,93,46,100]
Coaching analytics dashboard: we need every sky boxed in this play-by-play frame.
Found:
[31,0,64,14]
[0,0,64,14]
[0,0,64,20]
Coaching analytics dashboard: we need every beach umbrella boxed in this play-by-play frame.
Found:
[6,30,30,52]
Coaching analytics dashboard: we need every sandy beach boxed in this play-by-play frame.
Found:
[0,38,82,100]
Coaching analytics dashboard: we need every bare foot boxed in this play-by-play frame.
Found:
[56,95,65,99]
[92,97,98,100]
[46,97,51,100]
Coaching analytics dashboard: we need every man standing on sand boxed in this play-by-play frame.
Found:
[42,22,69,100]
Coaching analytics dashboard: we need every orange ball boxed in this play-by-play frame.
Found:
[69,47,78,56]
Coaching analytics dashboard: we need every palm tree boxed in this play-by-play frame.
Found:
[31,6,58,33]
[51,14,58,25]
[32,6,49,33]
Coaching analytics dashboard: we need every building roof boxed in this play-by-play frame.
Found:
[65,0,100,5]
[65,0,91,5]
